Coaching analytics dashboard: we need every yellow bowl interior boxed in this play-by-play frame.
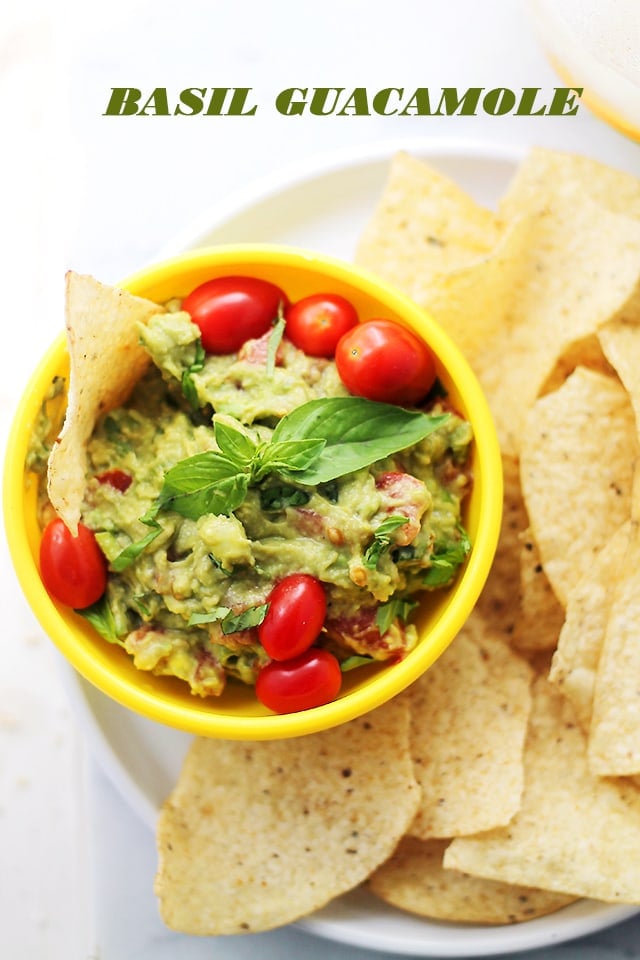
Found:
[3,245,503,739]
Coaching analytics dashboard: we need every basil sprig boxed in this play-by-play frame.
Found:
[375,596,419,635]
[113,398,449,569]
[159,398,448,522]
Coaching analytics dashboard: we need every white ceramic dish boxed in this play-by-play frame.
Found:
[62,138,638,956]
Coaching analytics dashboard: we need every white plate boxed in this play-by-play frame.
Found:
[63,137,638,956]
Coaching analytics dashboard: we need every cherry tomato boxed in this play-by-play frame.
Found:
[39,518,107,609]
[258,573,327,661]
[96,468,132,492]
[181,276,288,354]
[284,293,358,357]
[256,648,342,714]
[335,319,437,406]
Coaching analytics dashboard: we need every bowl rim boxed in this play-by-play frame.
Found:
[3,243,503,739]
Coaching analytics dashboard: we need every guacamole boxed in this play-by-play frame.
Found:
[37,303,472,698]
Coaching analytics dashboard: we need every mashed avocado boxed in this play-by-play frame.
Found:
[41,308,472,698]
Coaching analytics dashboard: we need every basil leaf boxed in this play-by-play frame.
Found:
[77,594,122,644]
[220,603,269,635]
[272,397,449,484]
[363,515,409,569]
[160,452,249,519]
[375,597,419,635]
[214,419,257,468]
[422,531,471,587]
[258,438,326,475]
[259,484,311,511]
[110,506,163,572]
[165,473,249,520]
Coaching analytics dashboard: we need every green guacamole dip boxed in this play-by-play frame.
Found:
[39,307,473,698]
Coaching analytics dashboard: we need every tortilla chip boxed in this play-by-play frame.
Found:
[549,522,632,732]
[47,272,161,533]
[500,146,640,222]
[444,677,640,903]
[519,366,637,607]
[539,333,617,397]
[588,523,640,776]
[473,454,525,641]
[356,151,505,281]
[356,152,640,455]
[369,837,576,924]
[511,529,565,652]
[155,697,420,934]
[471,456,563,652]
[484,190,640,452]
[599,319,640,511]
[407,624,532,839]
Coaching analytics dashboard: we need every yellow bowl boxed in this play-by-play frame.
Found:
[3,245,502,740]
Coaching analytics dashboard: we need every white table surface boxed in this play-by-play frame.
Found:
[2,1,640,958]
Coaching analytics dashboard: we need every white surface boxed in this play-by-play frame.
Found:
[59,139,639,955]
[2,0,640,958]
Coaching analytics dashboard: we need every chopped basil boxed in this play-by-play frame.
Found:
[208,553,233,576]
[375,597,419,635]
[340,655,375,672]
[363,515,409,569]
[188,603,269,635]
[109,506,163,572]
[265,310,286,377]
[181,339,205,409]
[422,530,471,587]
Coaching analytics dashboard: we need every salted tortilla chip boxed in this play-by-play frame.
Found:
[473,454,526,641]
[155,697,420,935]
[483,190,640,452]
[519,366,637,607]
[549,522,631,732]
[407,623,532,839]
[511,529,565,652]
[588,524,640,776]
[539,333,616,397]
[600,319,640,506]
[369,837,576,924]
[444,678,640,903]
[500,146,640,222]
[357,152,640,455]
[472,456,562,652]
[47,272,161,533]
[356,151,505,282]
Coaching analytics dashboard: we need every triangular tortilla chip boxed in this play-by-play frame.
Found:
[369,836,576,924]
[444,678,640,903]
[155,697,420,934]
[407,622,532,839]
[500,146,640,222]
[589,524,640,776]
[47,272,161,533]
[549,522,631,732]
[519,366,637,606]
